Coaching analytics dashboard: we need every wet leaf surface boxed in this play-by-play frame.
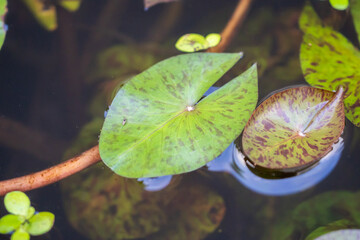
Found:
[99,53,258,178]
[299,4,360,126]
[242,86,344,170]
[0,0,6,50]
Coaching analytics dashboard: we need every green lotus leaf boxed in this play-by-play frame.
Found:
[59,0,82,12]
[0,214,23,234]
[299,3,360,127]
[99,53,258,178]
[21,0,57,31]
[314,229,360,240]
[11,229,30,240]
[350,0,360,43]
[205,33,221,48]
[0,0,7,50]
[242,86,344,170]
[329,0,349,10]
[305,219,358,240]
[175,33,209,52]
[4,191,31,216]
[26,212,55,236]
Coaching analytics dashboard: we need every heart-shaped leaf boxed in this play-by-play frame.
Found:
[299,3,360,127]
[26,212,55,236]
[242,86,344,171]
[58,0,82,12]
[0,0,6,50]
[99,53,258,178]
[4,191,31,216]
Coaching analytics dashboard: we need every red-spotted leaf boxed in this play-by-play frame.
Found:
[299,3,360,127]
[99,53,258,178]
[242,86,344,171]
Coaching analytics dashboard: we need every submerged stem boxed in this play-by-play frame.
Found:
[208,0,253,53]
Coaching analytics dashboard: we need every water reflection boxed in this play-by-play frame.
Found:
[207,138,344,196]
[138,175,173,191]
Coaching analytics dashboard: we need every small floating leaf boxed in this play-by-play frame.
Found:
[58,0,82,12]
[205,33,221,48]
[175,33,221,52]
[26,212,55,236]
[299,3,360,127]
[242,86,344,171]
[4,191,31,216]
[11,229,30,240]
[0,214,23,234]
[99,53,258,178]
[21,0,57,31]
[0,0,7,50]
[329,0,349,10]
[175,33,209,52]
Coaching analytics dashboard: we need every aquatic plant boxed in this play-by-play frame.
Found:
[99,53,258,178]
[175,33,221,52]
[0,191,55,240]
[242,86,345,171]
[300,3,360,126]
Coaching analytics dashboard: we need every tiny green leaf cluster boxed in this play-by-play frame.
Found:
[0,191,55,240]
[175,33,221,52]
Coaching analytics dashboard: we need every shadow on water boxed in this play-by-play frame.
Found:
[206,138,344,196]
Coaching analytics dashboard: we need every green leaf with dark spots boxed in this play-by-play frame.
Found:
[350,0,360,43]
[99,53,258,178]
[242,86,344,170]
[299,3,360,127]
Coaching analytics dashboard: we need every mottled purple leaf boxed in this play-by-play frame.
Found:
[242,86,344,171]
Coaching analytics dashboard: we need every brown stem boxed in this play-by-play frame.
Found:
[208,0,253,53]
[0,146,100,196]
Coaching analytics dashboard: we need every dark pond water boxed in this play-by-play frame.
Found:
[1,0,360,239]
